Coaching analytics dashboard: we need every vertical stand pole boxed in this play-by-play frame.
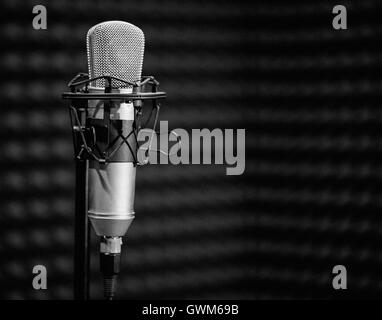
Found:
[74,159,90,300]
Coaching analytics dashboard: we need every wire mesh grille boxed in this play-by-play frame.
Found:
[87,21,145,88]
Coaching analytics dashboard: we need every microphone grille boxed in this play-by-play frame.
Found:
[86,21,145,88]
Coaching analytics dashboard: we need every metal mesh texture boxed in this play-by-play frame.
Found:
[87,21,145,88]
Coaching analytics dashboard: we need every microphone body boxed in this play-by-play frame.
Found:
[86,21,145,299]
[87,88,136,237]
[86,21,144,240]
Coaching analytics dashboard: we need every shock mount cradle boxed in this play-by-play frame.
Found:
[63,73,166,300]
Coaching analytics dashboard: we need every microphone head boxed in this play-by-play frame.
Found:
[86,21,145,88]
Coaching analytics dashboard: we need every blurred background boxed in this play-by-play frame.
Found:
[1,0,382,299]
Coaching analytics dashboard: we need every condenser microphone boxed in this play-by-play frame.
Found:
[63,20,165,300]
[86,21,144,299]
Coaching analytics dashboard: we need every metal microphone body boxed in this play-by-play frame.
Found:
[86,21,145,299]
[87,88,136,237]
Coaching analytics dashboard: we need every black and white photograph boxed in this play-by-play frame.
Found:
[0,0,381,315]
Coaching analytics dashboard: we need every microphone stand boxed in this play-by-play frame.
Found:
[73,158,90,300]
[66,75,91,300]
